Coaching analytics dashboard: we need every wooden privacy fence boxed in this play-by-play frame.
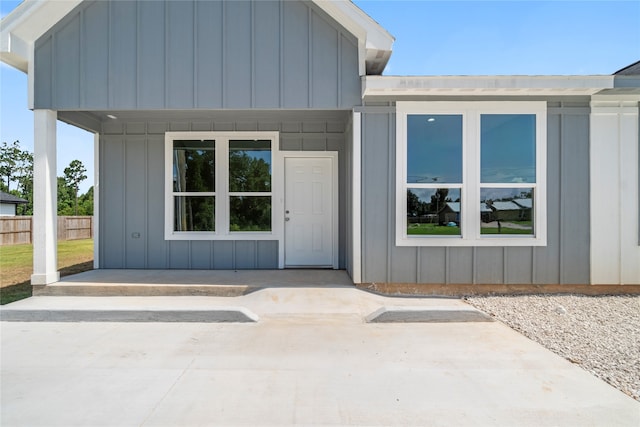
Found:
[0,216,93,246]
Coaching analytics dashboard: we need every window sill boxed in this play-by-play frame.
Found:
[396,236,547,247]
[165,232,276,241]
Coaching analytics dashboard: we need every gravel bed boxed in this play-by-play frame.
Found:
[464,294,640,401]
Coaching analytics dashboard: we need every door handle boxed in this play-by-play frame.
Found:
[285,217,290,221]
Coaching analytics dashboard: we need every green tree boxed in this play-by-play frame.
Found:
[430,188,450,213]
[0,140,21,191]
[57,177,74,215]
[77,186,94,216]
[0,141,32,192]
[0,141,34,215]
[63,160,87,216]
[228,151,272,230]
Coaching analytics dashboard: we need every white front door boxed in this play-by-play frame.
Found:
[284,156,336,267]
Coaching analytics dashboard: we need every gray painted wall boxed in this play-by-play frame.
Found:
[98,110,351,270]
[360,100,591,285]
[35,0,361,110]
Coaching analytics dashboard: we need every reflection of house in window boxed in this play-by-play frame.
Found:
[513,198,532,220]
[439,202,460,225]
[487,201,528,221]
[481,198,533,235]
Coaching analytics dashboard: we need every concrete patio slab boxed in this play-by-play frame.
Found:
[2,287,639,426]
[34,269,355,296]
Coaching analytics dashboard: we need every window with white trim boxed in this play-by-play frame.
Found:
[396,101,547,246]
[165,132,280,240]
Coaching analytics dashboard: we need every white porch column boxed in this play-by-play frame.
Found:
[590,96,640,285]
[351,111,362,284]
[31,110,59,285]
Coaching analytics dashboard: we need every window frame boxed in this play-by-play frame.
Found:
[396,101,547,247]
[164,131,281,241]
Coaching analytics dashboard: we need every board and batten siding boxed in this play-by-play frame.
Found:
[360,101,591,285]
[98,112,350,270]
[34,0,361,110]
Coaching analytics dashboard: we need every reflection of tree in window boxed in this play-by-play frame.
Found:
[229,140,272,232]
[229,151,271,192]
[230,197,271,231]
[173,140,215,232]
[174,196,215,231]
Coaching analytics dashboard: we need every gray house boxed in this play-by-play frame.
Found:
[0,191,28,216]
[1,0,638,289]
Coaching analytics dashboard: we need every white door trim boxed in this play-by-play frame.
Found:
[280,151,339,269]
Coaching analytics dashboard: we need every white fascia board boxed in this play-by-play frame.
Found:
[312,0,394,51]
[311,0,394,75]
[0,26,29,72]
[363,75,616,97]
[0,0,82,72]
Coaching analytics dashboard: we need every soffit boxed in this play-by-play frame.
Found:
[363,75,618,97]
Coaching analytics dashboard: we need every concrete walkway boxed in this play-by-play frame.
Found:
[2,288,639,426]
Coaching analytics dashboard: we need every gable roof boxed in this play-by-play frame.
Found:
[0,0,394,75]
[0,191,28,204]
[489,201,524,211]
[513,198,532,209]
[614,60,640,76]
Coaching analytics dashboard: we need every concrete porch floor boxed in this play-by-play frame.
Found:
[34,269,354,297]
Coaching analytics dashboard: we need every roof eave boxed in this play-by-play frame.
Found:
[310,0,394,75]
[362,75,620,97]
[0,0,83,73]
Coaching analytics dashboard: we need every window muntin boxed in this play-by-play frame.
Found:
[165,132,278,240]
[228,139,273,232]
[172,140,216,232]
[396,101,546,247]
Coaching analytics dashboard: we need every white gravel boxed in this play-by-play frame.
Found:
[464,294,640,401]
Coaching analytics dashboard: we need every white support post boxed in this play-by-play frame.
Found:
[31,110,59,285]
[590,96,640,285]
[352,111,362,284]
[93,132,100,269]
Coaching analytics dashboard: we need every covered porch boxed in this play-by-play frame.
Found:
[33,268,354,297]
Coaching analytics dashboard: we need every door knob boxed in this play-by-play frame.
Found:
[285,217,290,221]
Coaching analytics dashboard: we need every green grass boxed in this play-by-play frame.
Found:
[0,239,94,305]
[481,228,533,235]
[407,223,461,236]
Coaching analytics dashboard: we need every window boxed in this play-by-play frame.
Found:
[396,102,546,246]
[165,132,279,240]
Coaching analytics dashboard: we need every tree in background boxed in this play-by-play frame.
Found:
[0,140,34,215]
[0,140,22,191]
[63,160,87,216]
[0,142,93,216]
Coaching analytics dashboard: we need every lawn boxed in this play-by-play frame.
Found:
[407,223,461,235]
[480,228,533,235]
[0,239,94,305]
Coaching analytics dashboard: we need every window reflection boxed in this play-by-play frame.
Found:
[481,115,535,183]
[480,188,533,235]
[173,140,215,192]
[230,196,271,232]
[407,188,461,235]
[229,140,271,192]
[174,196,215,232]
[407,115,463,184]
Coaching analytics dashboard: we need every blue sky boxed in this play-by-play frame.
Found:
[1,0,639,194]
